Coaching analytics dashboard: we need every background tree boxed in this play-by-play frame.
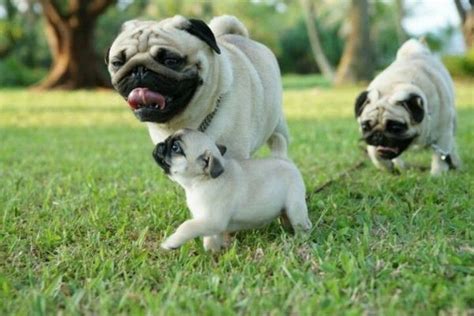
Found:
[37,0,116,89]
[300,0,334,80]
[395,0,408,43]
[334,0,374,85]
[0,0,469,88]
[0,0,19,58]
[454,0,474,49]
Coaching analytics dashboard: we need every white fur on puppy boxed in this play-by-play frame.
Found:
[153,129,312,251]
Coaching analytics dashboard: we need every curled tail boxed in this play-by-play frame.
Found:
[209,15,249,38]
[397,38,431,60]
[268,132,289,159]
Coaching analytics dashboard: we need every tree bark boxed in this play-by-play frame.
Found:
[37,0,116,89]
[395,0,408,43]
[300,0,334,80]
[334,0,374,85]
[454,0,474,49]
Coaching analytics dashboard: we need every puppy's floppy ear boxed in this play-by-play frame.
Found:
[104,46,111,65]
[183,19,221,54]
[354,91,369,117]
[400,93,424,123]
[200,150,224,178]
[216,144,227,156]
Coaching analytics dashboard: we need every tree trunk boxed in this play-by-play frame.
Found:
[334,0,374,85]
[463,10,474,49]
[300,0,334,80]
[454,0,474,49]
[37,0,115,89]
[395,0,408,43]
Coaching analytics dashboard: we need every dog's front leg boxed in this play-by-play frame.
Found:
[161,219,225,250]
[367,145,394,172]
[203,234,225,252]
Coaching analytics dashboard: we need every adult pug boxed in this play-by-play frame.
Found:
[354,39,461,176]
[106,15,288,159]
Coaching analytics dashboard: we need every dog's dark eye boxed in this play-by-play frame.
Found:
[361,121,372,132]
[111,60,124,68]
[154,49,185,70]
[386,120,407,134]
[171,141,183,154]
[111,50,126,68]
[163,57,181,68]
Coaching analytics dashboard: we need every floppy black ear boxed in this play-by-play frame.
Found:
[400,93,424,123]
[354,91,369,118]
[201,150,224,178]
[216,144,227,156]
[183,19,221,54]
[104,46,111,65]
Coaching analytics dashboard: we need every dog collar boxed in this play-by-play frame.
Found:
[431,143,455,169]
[198,95,223,132]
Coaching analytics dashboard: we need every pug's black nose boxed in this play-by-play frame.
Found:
[372,132,385,145]
[132,66,148,80]
[153,143,166,161]
[367,131,385,146]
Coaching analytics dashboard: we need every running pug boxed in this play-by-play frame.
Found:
[355,39,461,175]
[153,129,312,251]
[106,15,288,159]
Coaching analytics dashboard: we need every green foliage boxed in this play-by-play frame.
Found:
[95,0,149,57]
[370,1,403,68]
[0,80,473,314]
[0,56,47,86]
[279,17,343,74]
[0,0,471,86]
[443,49,474,77]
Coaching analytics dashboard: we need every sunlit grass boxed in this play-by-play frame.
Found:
[0,80,473,314]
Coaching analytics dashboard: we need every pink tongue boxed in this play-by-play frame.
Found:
[378,146,399,154]
[127,88,166,110]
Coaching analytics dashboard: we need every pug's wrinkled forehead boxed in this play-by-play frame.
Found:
[355,84,427,125]
[108,15,220,64]
[112,18,185,55]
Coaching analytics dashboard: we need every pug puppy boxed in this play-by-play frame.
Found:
[106,15,288,159]
[152,129,312,251]
[354,39,461,176]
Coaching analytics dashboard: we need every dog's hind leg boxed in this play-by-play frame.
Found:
[267,118,290,158]
[284,192,312,232]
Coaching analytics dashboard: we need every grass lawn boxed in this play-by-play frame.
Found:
[1,80,473,315]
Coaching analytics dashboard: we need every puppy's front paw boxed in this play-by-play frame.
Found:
[203,235,225,252]
[161,236,181,250]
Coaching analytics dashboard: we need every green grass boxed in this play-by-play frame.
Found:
[282,74,331,90]
[1,80,473,315]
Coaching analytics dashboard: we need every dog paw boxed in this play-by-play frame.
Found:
[203,235,224,252]
[161,238,180,250]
